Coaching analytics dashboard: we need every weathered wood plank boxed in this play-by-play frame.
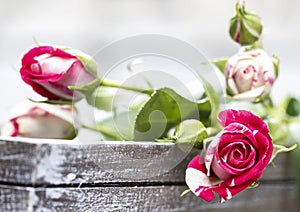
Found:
[0,185,33,211]
[0,137,194,185]
[0,137,298,211]
[0,183,298,211]
[0,136,296,185]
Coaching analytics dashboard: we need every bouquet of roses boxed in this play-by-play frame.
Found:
[1,2,298,203]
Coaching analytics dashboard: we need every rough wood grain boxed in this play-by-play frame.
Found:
[0,185,33,211]
[0,182,298,212]
[0,137,299,211]
[0,137,296,185]
[0,137,194,185]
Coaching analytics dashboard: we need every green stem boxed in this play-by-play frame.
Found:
[82,124,123,140]
[262,96,274,109]
[101,79,153,95]
[180,189,191,197]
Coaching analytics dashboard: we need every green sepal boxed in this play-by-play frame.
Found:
[229,2,263,46]
[28,98,73,106]
[249,182,260,189]
[209,58,228,73]
[269,144,297,164]
[68,78,101,100]
[180,189,191,197]
[64,129,77,140]
[173,119,208,151]
[272,55,280,77]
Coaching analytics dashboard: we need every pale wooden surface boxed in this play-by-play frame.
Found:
[0,137,296,184]
[0,137,195,184]
[0,137,299,211]
[0,183,298,211]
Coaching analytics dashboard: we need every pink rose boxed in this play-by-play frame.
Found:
[225,48,276,100]
[185,109,273,202]
[20,46,97,101]
[1,101,76,139]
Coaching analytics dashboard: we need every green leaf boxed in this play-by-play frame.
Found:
[286,97,300,117]
[209,58,228,73]
[199,74,220,128]
[173,119,208,151]
[133,88,211,141]
[269,144,297,164]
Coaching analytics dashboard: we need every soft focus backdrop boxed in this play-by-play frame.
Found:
[1,0,300,124]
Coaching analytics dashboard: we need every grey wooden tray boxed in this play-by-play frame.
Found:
[0,136,299,211]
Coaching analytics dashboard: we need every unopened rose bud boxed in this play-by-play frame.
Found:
[229,2,263,46]
[1,101,77,139]
[20,45,98,101]
[225,48,277,101]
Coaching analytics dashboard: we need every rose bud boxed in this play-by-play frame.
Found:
[185,109,273,203]
[225,48,277,101]
[1,101,77,139]
[20,45,98,101]
[229,2,263,46]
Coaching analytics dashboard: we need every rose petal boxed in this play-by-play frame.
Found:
[37,55,77,75]
[0,119,19,137]
[186,155,222,202]
[186,155,262,203]
[217,137,257,175]
[212,155,234,180]
[233,64,256,93]
[204,134,222,176]
[218,109,270,138]
[231,86,265,101]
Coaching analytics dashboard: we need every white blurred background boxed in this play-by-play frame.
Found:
[1,0,300,124]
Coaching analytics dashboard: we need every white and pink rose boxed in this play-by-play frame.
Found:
[1,101,77,139]
[185,109,273,202]
[225,48,277,100]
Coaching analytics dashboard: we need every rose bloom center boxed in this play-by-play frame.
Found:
[218,139,257,175]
